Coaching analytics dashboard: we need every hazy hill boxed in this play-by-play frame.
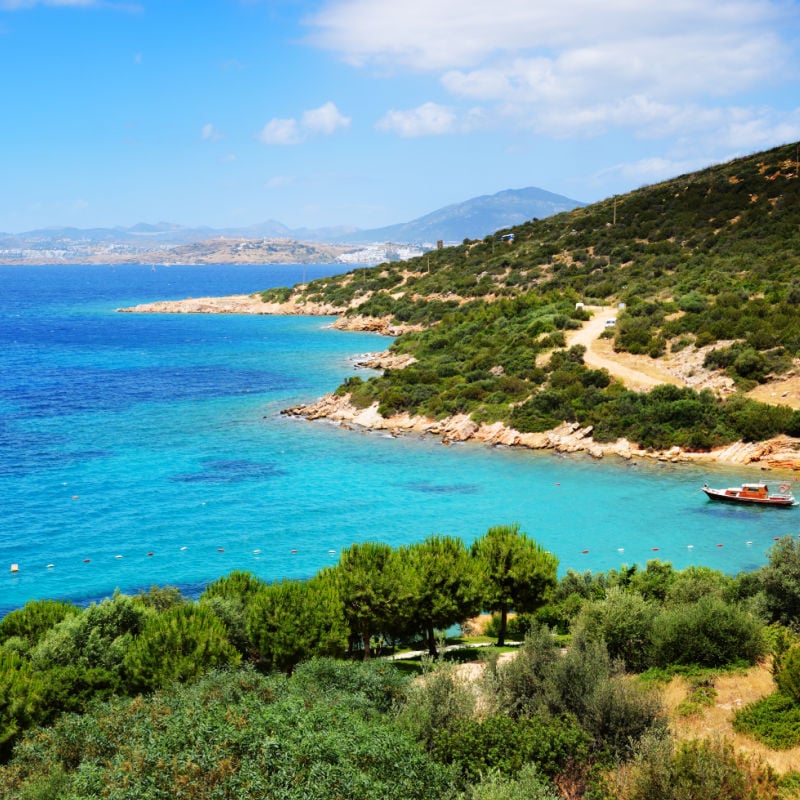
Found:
[0,186,583,262]
[329,186,585,244]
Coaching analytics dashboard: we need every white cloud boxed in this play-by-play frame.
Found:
[258,117,302,146]
[266,175,295,189]
[307,0,789,71]
[259,101,350,145]
[201,123,223,142]
[307,0,798,147]
[376,102,457,137]
[302,101,351,135]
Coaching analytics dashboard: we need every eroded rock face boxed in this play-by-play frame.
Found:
[353,351,417,370]
[118,295,348,317]
[282,394,800,471]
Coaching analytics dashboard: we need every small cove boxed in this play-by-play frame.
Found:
[1,264,797,614]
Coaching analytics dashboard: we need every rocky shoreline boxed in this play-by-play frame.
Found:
[117,295,419,336]
[119,295,800,472]
[283,392,800,472]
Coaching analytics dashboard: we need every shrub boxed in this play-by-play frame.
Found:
[760,536,800,629]
[649,597,764,669]
[615,734,781,800]
[733,692,800,749]
[486,625,561,718]
[122,603,240,692]
[774,643,800,702]
[583,674,667,762]
[469,764,560,800]
[431,713,589,782]
[571,587,656,672]
[0,600,78,650]
[396,662,476,751]
[290,657,409,713]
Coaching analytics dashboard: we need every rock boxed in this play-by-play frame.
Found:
[282,396,800,472]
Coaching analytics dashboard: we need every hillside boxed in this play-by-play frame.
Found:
[271,142,800,456]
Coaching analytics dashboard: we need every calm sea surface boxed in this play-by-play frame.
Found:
[1,263,797,615]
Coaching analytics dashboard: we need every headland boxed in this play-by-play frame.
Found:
[118,294,800,472]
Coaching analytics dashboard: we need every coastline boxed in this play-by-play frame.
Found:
[283,391,800,472]
[118,294,800,472]
[117,294,419,336]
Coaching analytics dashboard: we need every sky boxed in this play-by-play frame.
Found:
[1,0,799,233]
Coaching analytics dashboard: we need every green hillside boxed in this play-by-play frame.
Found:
[270,142,800,449]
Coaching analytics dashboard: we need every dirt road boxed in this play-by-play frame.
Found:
[568,306,684,392]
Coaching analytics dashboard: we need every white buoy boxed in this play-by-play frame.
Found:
[10,563,19,573]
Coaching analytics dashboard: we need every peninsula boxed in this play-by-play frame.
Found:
[120,142,800,472]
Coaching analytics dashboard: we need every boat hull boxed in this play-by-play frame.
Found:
[702,487,796,507]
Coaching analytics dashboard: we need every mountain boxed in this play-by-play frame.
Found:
[0,186,583,263]
[332,187,585,244]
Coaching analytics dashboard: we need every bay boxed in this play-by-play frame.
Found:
[1,263,796,615]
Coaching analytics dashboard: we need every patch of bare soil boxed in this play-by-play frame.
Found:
[747,372,800,411]
[666,662,800,774]
[566,306,736,396]
[449,643,800,774]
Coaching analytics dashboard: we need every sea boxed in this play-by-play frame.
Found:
[1,263,798,616]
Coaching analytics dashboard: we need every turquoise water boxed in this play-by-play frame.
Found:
[1,264,798,615]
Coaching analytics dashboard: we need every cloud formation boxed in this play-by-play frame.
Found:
[259,101,350,145]
[201,123,222,142]
[376,102,457,137]
[307,0,799,148]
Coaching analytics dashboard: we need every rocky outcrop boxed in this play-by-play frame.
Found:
[118,296,423,335]
[283,394,800,471]
[117,294,347,316]
[353,351,417,370]
[333,316,423,336]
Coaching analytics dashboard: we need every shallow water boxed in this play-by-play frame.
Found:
[1,264,797,615]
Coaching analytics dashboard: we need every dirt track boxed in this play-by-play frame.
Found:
[567,307,684,392]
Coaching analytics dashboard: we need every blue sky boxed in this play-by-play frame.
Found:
[1,0,799,233]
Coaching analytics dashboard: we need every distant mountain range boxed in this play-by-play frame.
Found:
[0,186,585,264]
[330,187,585,244]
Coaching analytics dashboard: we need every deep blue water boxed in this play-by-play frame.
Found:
[1,263,798,615]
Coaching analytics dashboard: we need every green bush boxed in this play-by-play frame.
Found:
[0,600,78,651]
[396,662,476,751]
[775,643,800,702]
[2,666,457,800]
[431,713,588,782]
[122,603,240,692]
[615,734,781,800]
[571,587,656,672]
[649,597,764,669]
[469,764,560,800]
